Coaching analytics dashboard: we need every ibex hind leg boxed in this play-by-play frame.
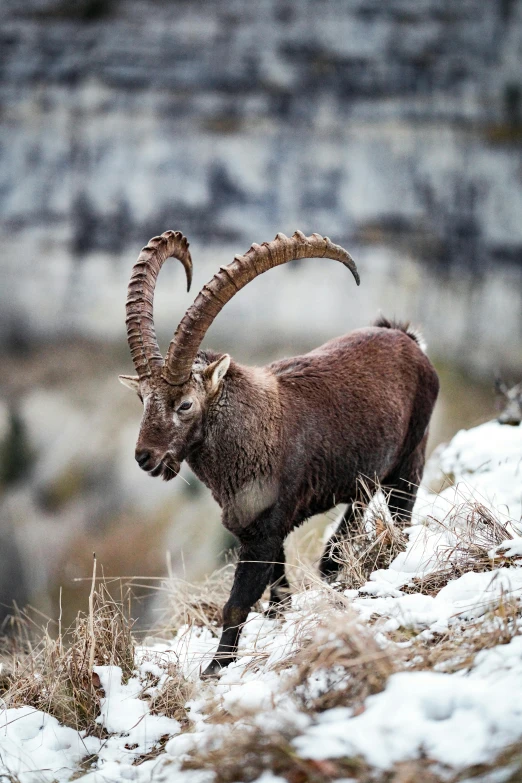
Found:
[383,433,428,528]
[319,502,356,581]
[319,435,428,581]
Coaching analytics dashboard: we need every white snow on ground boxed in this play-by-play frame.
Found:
[417,419,522,528]
[355,567,522,632]
[295,636,522,770]
[0,707,100,783]
[1,420,522,782]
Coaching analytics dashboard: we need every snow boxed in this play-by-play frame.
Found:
[295,638,522,770]
[418,419,522,527]
[355,568,522,634]
[491,536,522,559]
[0,706,100,783]
[1,419,522,782]
[221,679,274,716]
[94,665,180,747]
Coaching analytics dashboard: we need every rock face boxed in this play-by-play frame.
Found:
[1,0,522,370]
[2,0,522,621]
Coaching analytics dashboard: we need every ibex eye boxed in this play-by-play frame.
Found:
[178,401,193,412]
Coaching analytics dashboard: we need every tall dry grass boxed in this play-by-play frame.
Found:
[0,572,135,734]
[403,501,517,596]
[333,480,409,589]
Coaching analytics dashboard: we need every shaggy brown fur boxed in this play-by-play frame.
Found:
[146,323,438,676]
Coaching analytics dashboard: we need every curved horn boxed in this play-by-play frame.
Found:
[162,231,359,386]
[126,230,192,380]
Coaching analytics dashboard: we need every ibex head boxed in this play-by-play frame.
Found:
[495,377,522,426]
[120,229,359,480]
[120,355,230,480]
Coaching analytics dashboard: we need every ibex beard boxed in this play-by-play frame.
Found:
[119,230,439,678]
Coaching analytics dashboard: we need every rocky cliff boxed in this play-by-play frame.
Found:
[1,0,522,370]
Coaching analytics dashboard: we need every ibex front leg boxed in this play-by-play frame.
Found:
[202,512,284,678]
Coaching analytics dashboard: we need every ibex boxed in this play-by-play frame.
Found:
[120,230,439,677]
[495,378,522,425]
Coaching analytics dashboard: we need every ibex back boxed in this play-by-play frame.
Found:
[119,230,439,677]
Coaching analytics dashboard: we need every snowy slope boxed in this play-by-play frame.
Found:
[1,419,522,783]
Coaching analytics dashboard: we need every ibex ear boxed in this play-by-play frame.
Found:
[118,374,140,392]
[205,354,230,392]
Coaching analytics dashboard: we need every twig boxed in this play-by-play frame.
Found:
[88,553,97,674]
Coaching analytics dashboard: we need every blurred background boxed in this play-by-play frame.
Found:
[0,0,521,628]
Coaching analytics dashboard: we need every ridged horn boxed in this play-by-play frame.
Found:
[125,230,192,380]
[162,231,359,386]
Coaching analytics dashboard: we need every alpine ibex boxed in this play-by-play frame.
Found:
[495,378,522,425]
[120,230,439,677]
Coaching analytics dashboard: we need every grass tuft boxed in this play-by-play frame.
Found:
[146,661,195,724]
[290,606,399,713]
[333,480,408,590]
[407,592,521,675]
[403,501,515,596]
[181,724,371,783]
[0,580,135,734]
[159,563,235,635]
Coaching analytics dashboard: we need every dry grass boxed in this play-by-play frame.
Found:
[406,591,521,675]
[181,724,372,783]
[181,587,522,783]
[290,606,398,713]
[182,731,522,783]
[181,723,467,783]
[1,490,521,782]
[458,739,522,782]
[145,661,195,725]
[333,481,408,590]
[402,501,515,596]
[279,497,522,714]
[158,563,235,635]
[0,579,135,734]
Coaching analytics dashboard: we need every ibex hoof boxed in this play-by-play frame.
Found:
[264,599,289,619]
[201,657,234,679]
